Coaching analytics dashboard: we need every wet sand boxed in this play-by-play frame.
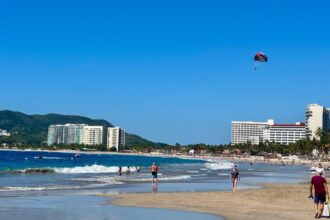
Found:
[109,184,314,220]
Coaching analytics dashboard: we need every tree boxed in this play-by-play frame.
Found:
[109,147,117,152]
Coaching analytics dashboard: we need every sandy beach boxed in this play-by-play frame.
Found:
[109,183,315,220]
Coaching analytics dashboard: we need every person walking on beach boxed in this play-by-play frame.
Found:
[118,166,122,176]
[126,166,131,176]
[310,168,329,218]
[150,162,159,184]
[230,164,240,192]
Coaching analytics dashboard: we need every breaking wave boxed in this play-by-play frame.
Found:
[205,160,234,170]
[54,165,136,174]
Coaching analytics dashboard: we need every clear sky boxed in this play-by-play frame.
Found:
[1,1,330,145]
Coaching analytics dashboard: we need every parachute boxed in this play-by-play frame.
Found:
[253,52,268,70]
[254,52,268,62]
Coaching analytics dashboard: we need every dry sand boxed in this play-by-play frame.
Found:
[108,184,315,220]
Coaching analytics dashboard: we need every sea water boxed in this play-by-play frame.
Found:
[0,150,312,220]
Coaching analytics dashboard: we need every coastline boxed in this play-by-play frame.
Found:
[0,148,325,168]
[107,183,313,220]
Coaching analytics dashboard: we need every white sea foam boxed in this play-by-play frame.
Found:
[70,176,124,185]
[0,176,122,191]
[0,185,90,191]
[54,165,136,174]
[159,175,191,181]
[125,175,191,182]
[187,170,199,173]
[205,161,234,170]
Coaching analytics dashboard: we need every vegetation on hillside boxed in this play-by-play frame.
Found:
[0,110,165,148]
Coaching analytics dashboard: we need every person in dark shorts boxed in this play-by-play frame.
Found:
[230,164,240,191]
[310,168,329,218]
[150,162,159,184]
[118,166,122,176]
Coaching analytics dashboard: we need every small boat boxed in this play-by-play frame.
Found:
[74,153,80,158]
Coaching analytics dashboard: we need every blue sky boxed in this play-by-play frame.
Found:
[1,1,330,144]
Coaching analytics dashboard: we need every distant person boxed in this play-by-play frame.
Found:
[310,168,329,218]
[126,166,131,176]
[150,162,159,184]
[118,166,122,176]
[318,163,325,176]
[136,166,141,173]
[230,164,240,191]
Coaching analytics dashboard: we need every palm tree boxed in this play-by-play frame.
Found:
[315,127,324,141]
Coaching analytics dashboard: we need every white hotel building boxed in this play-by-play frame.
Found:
[107,127,125,151]
[305,104,330,140]
[231,119,306,145]
[231,120,272,145]
[263,122,306,145]
[80,126,103,146]
[47,124,103,146]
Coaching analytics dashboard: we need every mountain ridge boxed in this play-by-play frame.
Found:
[0,110,166,147]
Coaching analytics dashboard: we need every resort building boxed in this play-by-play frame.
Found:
[47,124,89,145]
[66,124,86,145]
[231,120,274,145]
[305,104,330,140]
[107,127,125,151]
[47,125,67,145]
[263,122,306,145]
[0,129,10,137]
[80,126,103,146]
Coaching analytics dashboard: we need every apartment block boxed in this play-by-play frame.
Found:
[107,127,125,151]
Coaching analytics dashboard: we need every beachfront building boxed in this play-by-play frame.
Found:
[263,122,306,145]
[66,124,86,144]
[107,127,125,151]
[47,125,68,145]
[47,124,87,145]
[231,120,274,145]
[305,104,330,140]
[80,126,103,146]
[0,129,10,136]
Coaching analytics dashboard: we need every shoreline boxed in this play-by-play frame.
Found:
[107,183,314,220]
[0,148,325,168]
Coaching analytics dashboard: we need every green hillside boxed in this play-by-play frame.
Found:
[0,110,164,147]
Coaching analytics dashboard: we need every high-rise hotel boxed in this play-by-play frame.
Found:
[305,104,330,140]
[47,124,103,146]
[107,127,125,151]
[231,119,305,145]
[231,120,273,145]
[47,124,125,150]
[80,126,103,146]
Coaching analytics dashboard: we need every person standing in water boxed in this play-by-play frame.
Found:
[230,164,240,191]
[150,162,159,184]
[118,166,122,176]
[126,166,131,176]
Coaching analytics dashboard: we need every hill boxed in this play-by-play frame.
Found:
[0,110,165,147]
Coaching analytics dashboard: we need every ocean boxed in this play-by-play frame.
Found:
[0,150,312,220]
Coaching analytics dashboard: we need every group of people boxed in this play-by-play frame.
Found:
[117,163,159,184]
[231,162,330,218]
[118,166,140,176]
[117,160,329,217]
